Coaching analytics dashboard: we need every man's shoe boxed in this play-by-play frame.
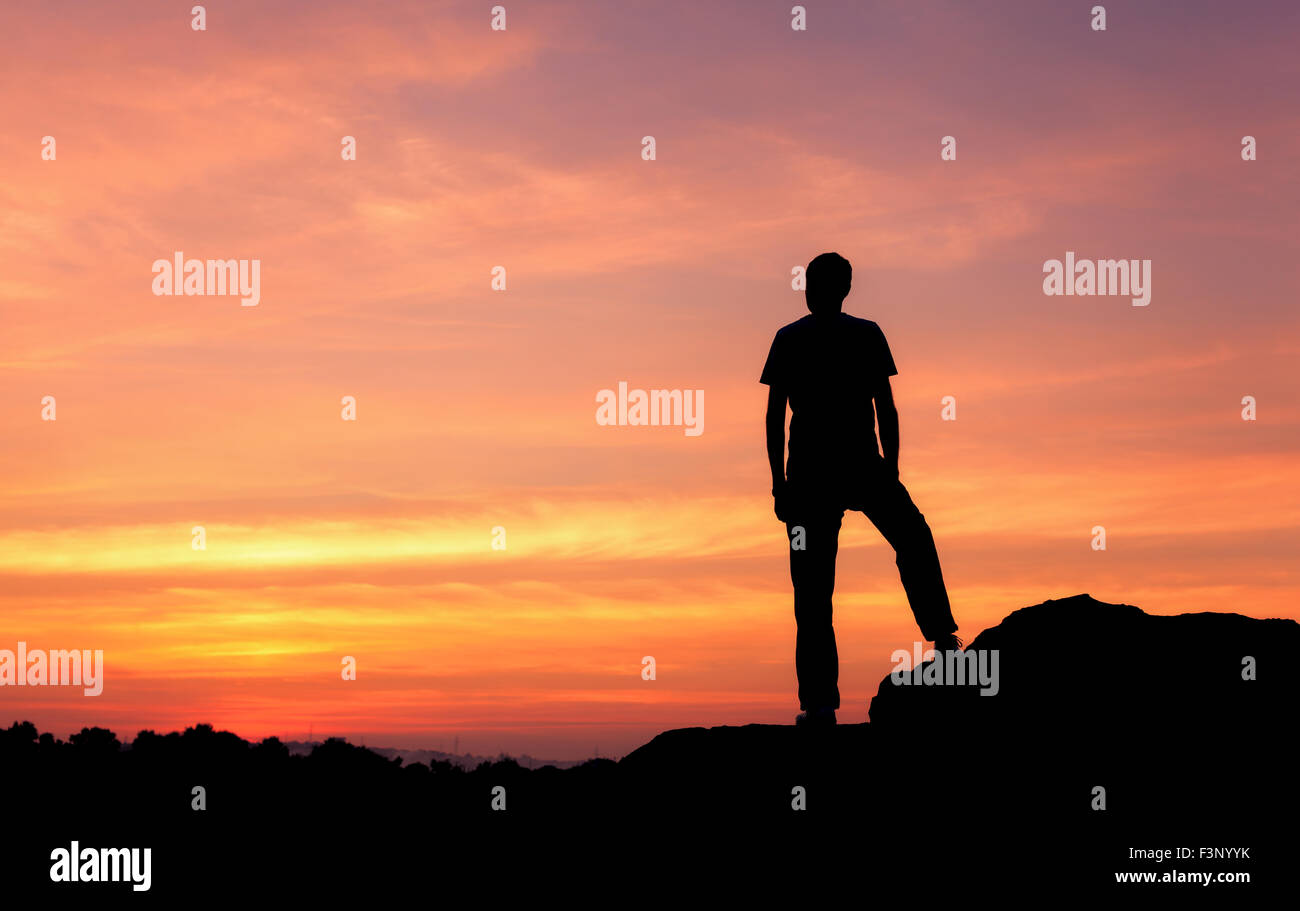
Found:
[932,633,964,654]
[795,707,837,726]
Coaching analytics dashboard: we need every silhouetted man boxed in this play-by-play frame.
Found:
[761,252,960,726]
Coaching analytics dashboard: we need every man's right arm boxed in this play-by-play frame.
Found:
[873,375,900,479]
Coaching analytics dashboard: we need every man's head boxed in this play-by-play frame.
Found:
[805,252,852,314]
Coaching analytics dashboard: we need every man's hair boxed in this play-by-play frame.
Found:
[806,252,852,313]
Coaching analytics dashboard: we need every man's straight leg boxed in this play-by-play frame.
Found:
[856,478,957,641]
[786,503,844,712]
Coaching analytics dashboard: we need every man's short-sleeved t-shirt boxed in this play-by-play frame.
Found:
[760,312,897,475]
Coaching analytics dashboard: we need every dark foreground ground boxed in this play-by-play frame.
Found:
[2,595,1292,896]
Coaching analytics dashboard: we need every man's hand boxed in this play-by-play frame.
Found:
[772,481,792,524]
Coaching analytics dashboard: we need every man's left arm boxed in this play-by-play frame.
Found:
[766,384,791,521]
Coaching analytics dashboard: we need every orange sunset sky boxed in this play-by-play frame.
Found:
[2,0,1297,759]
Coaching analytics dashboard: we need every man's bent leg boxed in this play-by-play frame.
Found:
[857,479,957,641]
[786,505,844,712]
